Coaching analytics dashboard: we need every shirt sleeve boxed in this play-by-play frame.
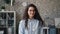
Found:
[18,20,25,34]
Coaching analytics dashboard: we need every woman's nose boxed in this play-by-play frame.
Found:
[31,10,34,13]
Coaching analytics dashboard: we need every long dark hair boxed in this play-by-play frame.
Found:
[23,4,44,29]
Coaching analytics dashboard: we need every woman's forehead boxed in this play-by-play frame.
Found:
[28,7,35,10]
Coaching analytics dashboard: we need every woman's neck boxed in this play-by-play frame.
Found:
[29,17,34,20]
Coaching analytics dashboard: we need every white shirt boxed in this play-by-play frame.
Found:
[18,19,41,34]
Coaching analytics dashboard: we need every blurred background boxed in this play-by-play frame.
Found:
[0,0,60,34]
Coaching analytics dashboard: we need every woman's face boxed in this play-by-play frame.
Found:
[28,7,35,19]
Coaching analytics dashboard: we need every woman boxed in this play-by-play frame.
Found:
[18,4,44,34]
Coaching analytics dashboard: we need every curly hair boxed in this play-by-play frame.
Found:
[23,4,44,29]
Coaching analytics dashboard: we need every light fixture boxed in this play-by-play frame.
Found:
[22,2,28,7]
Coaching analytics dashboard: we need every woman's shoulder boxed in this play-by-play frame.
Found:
[34,19,39,21]
[20,19,25,22]
[19,19,25,28]
[34,19,39,22]
[19,19,25,24]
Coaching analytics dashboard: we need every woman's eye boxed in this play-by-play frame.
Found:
[29,10,32,11]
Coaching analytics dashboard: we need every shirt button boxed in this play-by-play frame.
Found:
[32,28,35,31]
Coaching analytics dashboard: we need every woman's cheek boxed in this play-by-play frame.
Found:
[28,11,31,16]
